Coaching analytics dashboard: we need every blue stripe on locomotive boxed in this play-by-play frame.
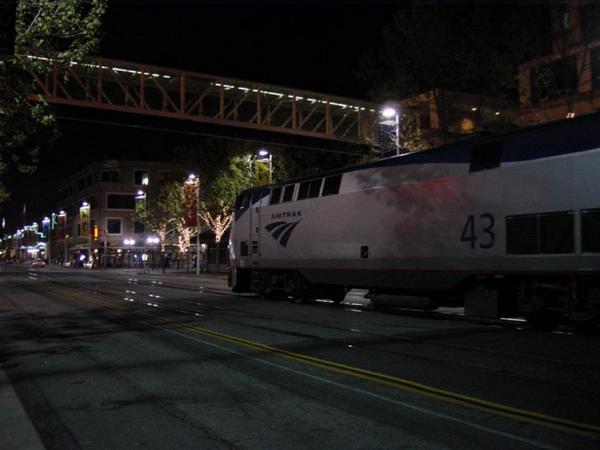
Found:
[234,112,600,218]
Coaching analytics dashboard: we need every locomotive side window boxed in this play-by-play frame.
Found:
[469,141,503,172]
[298,179,322,200]
[539,211,574,253]
[297,181,311,200]
[251,188,269,205]
[506,210,574,254]
[506,215,538,254]
[308,179,322,198]
[270,187,282,205]
[582,208,600,252]
[282,184,295,203]
[322,174,342,196]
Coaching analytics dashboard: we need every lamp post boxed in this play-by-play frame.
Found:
[42,216,50,263]
[80,201,91,267]
[381,106,400,156]
[58,210,67,264]
[186,174,200,276]
[124,238,135,268]
[135,190,147,269]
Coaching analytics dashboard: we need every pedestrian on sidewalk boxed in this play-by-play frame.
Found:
[160,253,169,274]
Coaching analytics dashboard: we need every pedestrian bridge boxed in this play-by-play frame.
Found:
[29,55,380,146]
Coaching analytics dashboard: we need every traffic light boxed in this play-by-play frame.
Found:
[92,224,99,240]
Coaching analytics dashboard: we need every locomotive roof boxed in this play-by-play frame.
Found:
[252,111,600,190]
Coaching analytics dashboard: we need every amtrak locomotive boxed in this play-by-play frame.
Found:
[229,113,600,328]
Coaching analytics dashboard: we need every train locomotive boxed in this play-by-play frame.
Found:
[229,113,600,328]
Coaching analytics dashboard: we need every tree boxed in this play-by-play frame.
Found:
[356,5,548,146]
[0,0,105,203]
[133,181,184,251]
[198,154,254,244]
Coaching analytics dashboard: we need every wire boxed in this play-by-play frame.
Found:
[56,115,372,156]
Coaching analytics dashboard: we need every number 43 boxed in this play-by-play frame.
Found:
[461,213,495,249]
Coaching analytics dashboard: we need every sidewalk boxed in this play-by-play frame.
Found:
[47,263,228,280]
[0,368,45,450]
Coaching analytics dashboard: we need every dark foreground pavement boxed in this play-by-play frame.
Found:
[1,263,599,449]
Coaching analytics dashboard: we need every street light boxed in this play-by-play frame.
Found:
[381,106,400,156]
[80,201,92,267]
[42,216,51,262]
[58,210,67,264]
[185,173,201,276]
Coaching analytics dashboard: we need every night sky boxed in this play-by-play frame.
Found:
[3,0,398,231]
[3,0,551,232]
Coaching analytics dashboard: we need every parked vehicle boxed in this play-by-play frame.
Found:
[229,113,600,329]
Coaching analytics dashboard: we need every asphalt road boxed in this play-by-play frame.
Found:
[1,264,599,450]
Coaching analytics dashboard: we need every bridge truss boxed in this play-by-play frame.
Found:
[29,56,380,146]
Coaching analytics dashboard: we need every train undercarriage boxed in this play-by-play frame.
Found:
[230,268,600,330]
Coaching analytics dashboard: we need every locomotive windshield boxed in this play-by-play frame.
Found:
[235,191,251,210]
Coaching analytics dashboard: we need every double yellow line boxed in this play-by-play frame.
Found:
[56,287,600,439]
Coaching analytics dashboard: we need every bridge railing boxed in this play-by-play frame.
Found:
[28,55,380,145]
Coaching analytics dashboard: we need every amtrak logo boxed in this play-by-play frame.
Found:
[265,219,302,247]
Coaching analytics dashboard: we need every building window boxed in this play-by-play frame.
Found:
[107,194,136,209]
[101,170,120,182]
[106,218,122,235]
[134,170,149,186]
[530,57,578,103]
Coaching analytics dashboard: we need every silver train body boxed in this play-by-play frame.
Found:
[229,114,600,326]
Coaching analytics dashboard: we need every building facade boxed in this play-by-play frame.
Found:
[385,89,519,153]
[54,159,190,264]
[519,2,600,125]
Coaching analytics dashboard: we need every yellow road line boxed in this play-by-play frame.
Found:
[55,287,600,438]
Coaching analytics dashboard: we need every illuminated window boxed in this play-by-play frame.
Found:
[106,218,122,235]
[134,170,149,186]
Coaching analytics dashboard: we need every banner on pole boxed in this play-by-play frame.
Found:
[183,180,198,228]
[80,205,90,236]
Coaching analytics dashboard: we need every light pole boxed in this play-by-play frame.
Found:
[42,216,50,263]
[186,174,201,276]
[58,210,67,264]
[124,238,135,268]
[135,190,147,270]
[381,106,400,156]
[80,201,91,267]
